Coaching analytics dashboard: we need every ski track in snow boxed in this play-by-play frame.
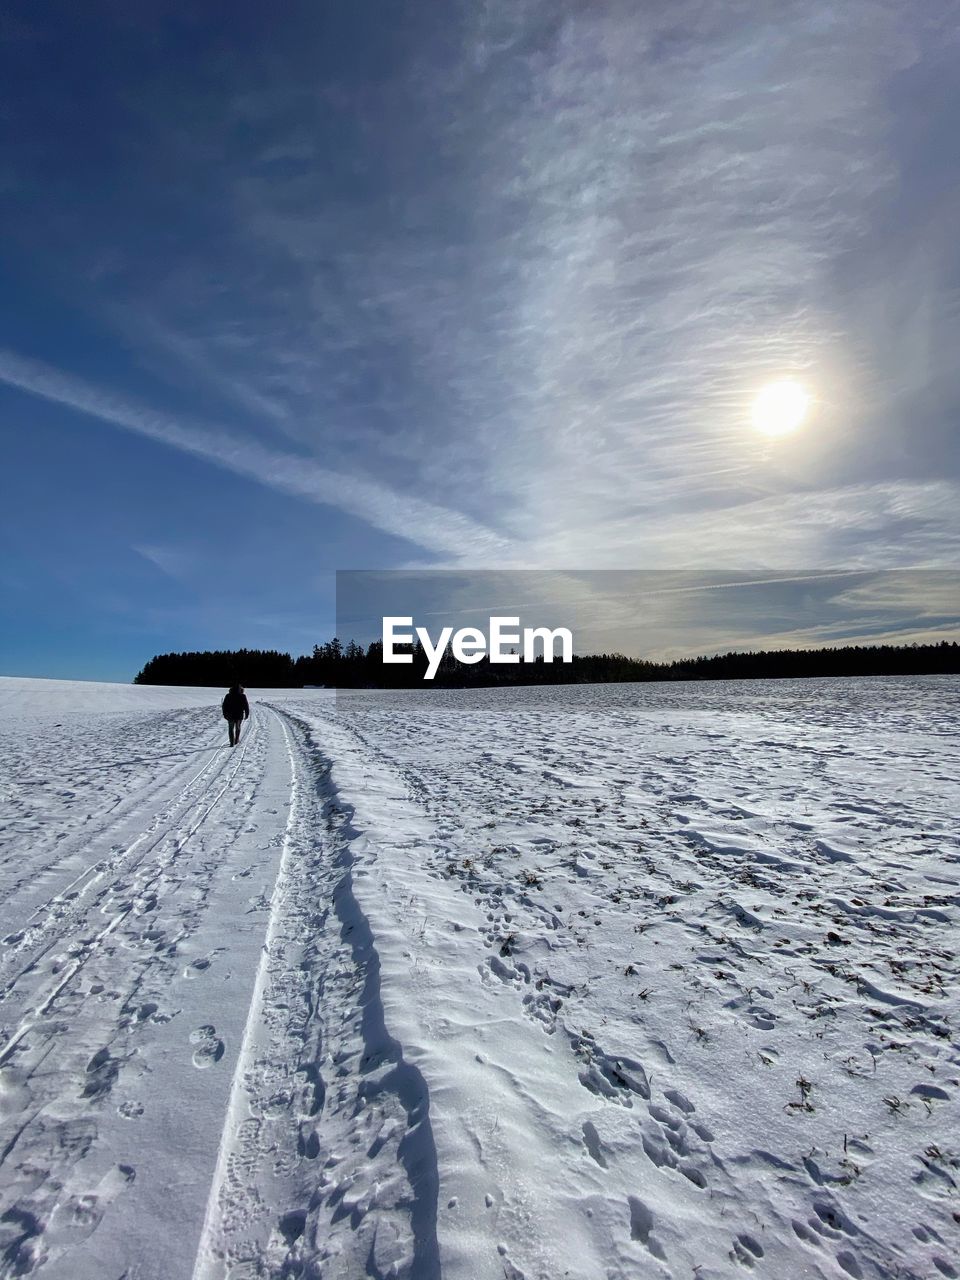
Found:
[0,675,958,1279]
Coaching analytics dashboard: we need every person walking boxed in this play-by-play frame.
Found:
[221,683,250,746]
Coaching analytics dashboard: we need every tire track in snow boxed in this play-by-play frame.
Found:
[0,719,259,1056]
[0,708,278,1279]
[0,713,261,1078]
[0,745,254,1068]
[192,705,439,1280]
[0,710,226,907]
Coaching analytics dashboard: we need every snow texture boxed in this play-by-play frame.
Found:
[0,674,958,1279]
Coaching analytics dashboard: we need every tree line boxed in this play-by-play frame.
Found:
[134,638,960,687]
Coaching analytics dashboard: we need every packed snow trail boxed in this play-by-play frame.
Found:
[1,676,959,1280]
[0,696,297,1278]
[192,706,441,1280]
[0,684,445,1280]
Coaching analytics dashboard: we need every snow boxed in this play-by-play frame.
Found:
[0,674,222,718]
[1,675,958,1279]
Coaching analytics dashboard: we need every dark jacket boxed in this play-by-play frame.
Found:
[222,689,250,721]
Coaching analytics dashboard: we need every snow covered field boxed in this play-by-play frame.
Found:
[0,675,958,1280]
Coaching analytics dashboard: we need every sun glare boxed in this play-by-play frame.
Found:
[751,379,810,437]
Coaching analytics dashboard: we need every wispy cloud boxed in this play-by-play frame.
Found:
[120,0,954,569]
[132,543,197,580]
[5,1,959,577]
[0,350,511,562]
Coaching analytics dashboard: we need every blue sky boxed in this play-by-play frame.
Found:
[1,1,959,679]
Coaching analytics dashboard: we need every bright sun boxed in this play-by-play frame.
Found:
[751,379,811,437]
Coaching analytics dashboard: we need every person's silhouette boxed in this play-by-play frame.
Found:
[221,683,250,746]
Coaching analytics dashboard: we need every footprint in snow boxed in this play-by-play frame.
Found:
[582,1120,608,1168]
[190,1025,224,1068]
[664,1087,695,1114]
[577,1050,650,1105]
[731,1233,764,1267]
[184,948,224,978]
[496,1244,526,1280]
[82,1047,121,1101]
[628,1197,667,1260]
[44,1164,135,1254]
